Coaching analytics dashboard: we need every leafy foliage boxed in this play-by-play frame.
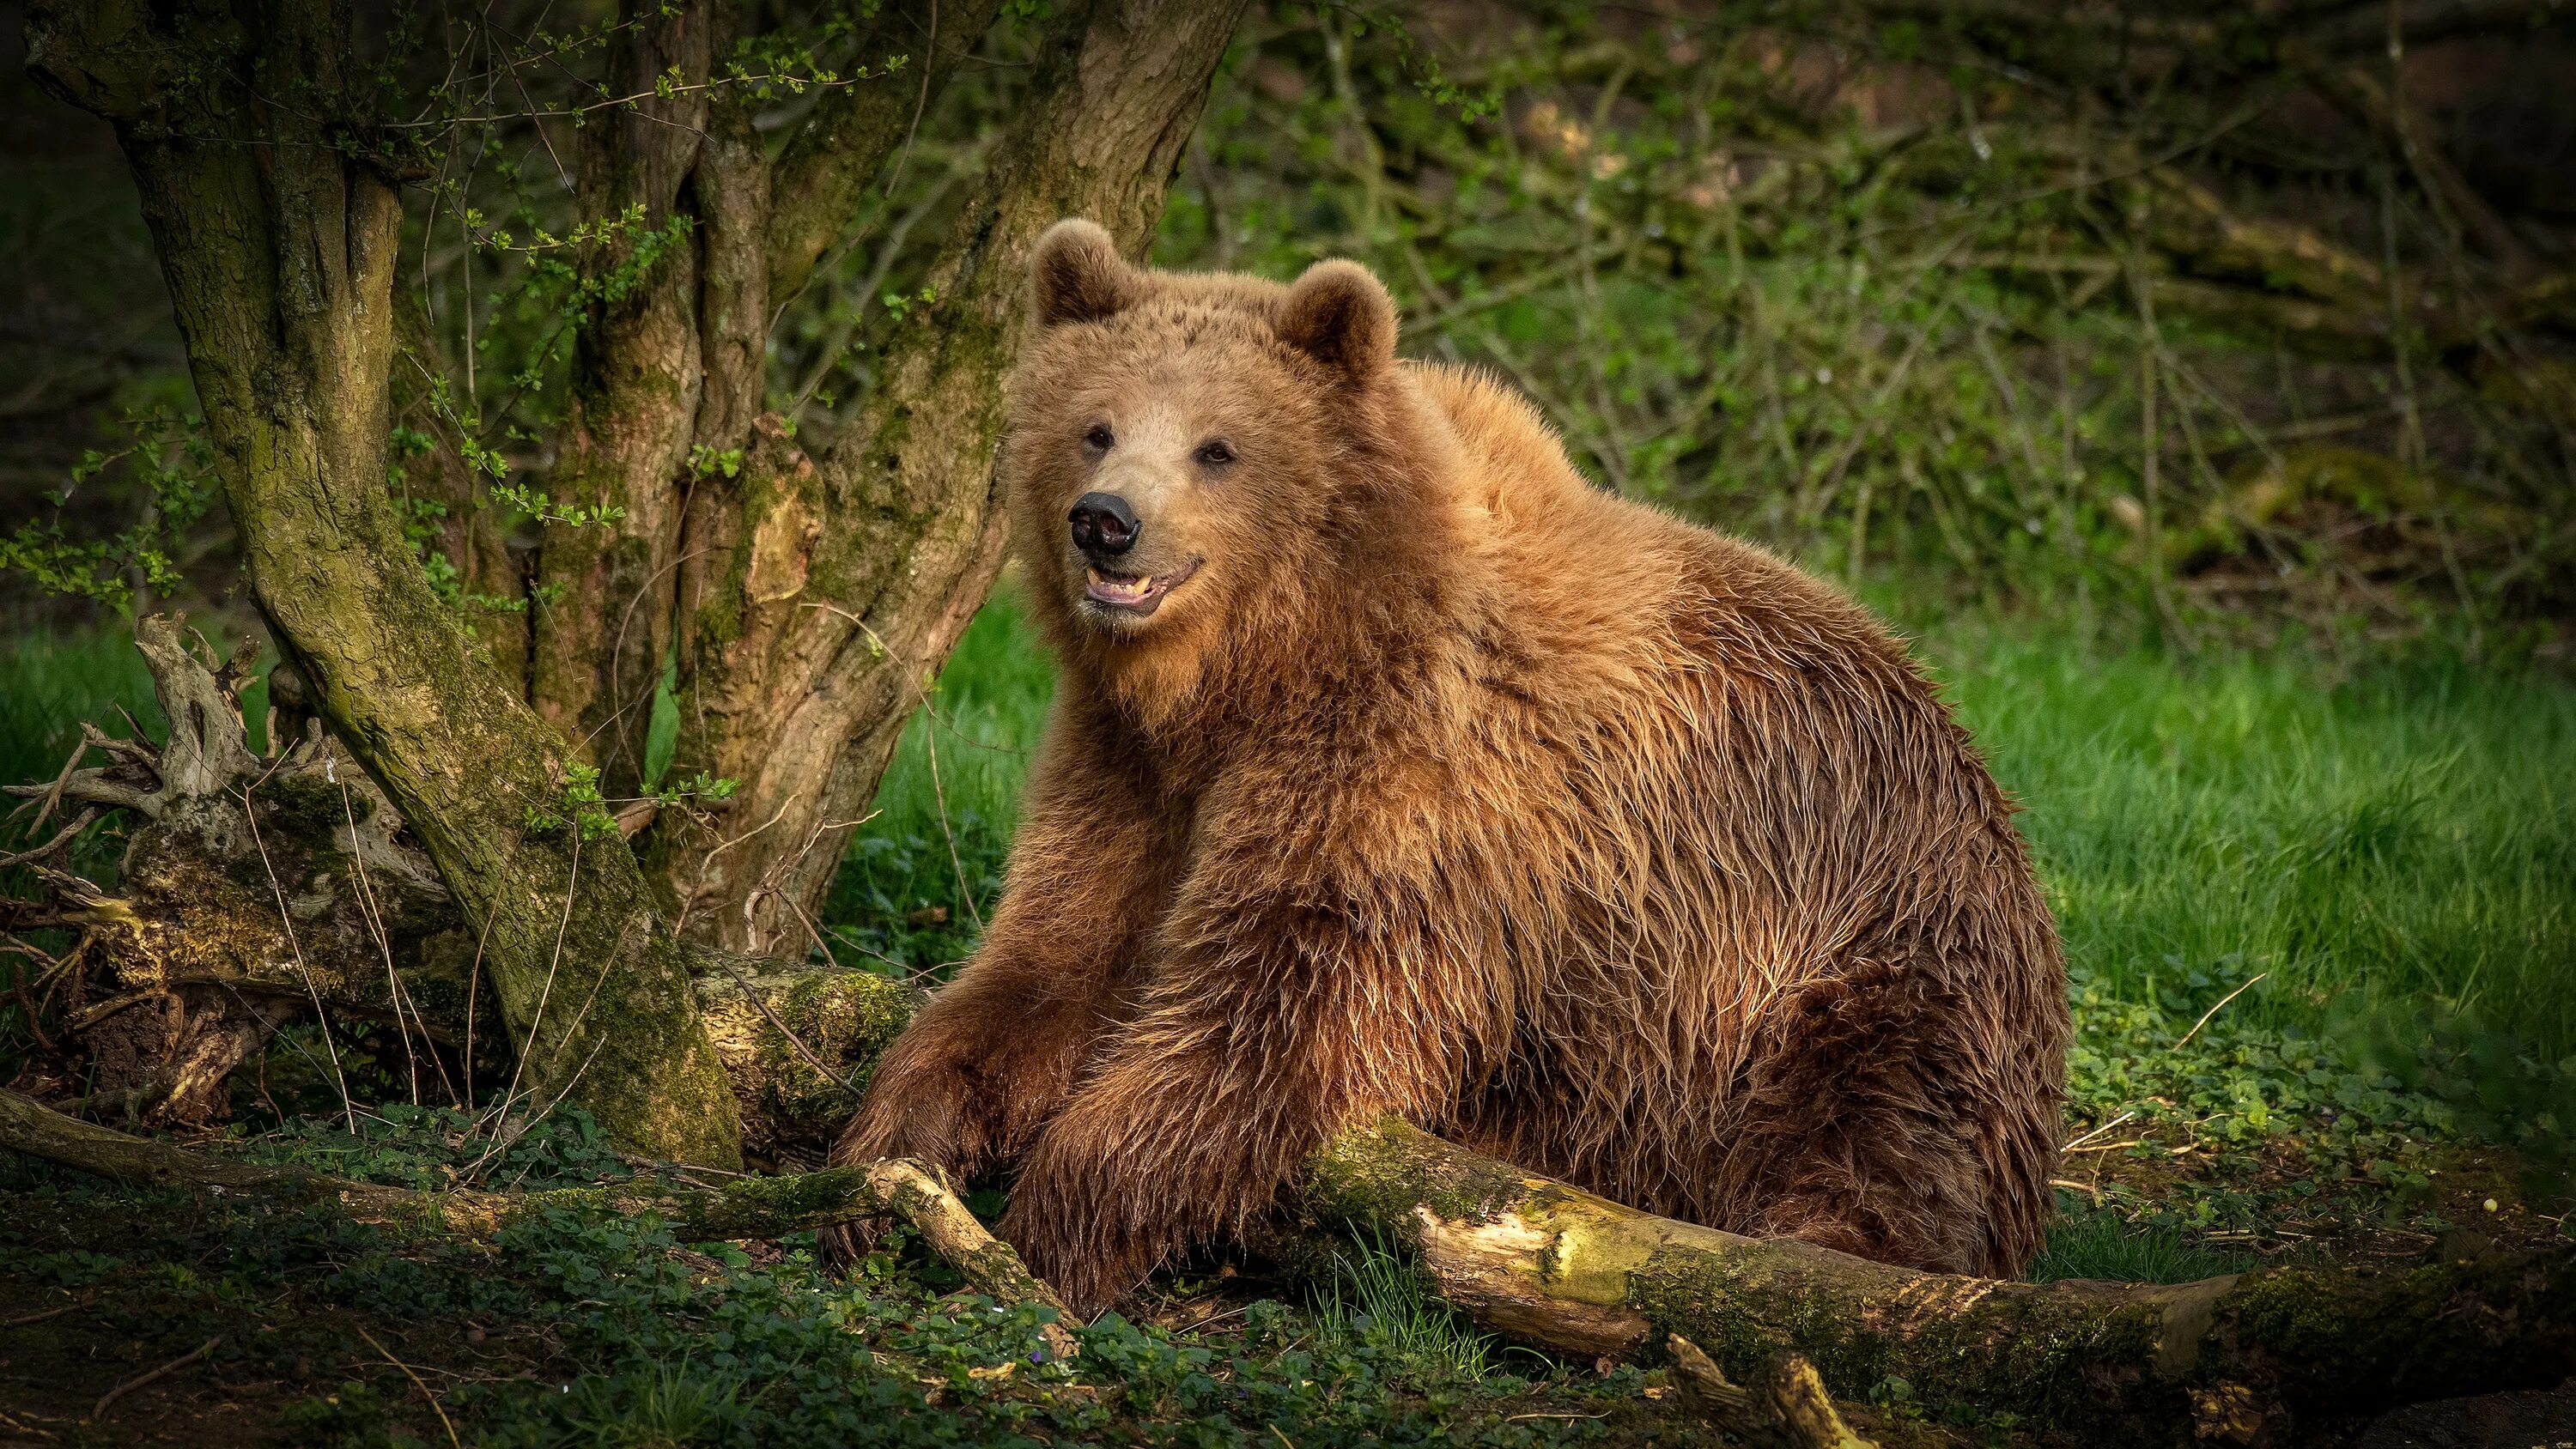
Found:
[0,407,215,611]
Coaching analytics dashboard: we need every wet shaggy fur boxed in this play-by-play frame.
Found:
[829,219,2069,1314]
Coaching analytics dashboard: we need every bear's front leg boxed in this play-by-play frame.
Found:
[824,743,1182,1267]
[994,878,1481,1316]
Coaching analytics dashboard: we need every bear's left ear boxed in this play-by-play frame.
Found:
[1278,259,1398,384]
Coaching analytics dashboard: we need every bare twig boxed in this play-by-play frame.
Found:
[235,787,355,1134]
[355,1324,463,1449]
[710,955,858,1094]
[0,809,98,871]
[0,1294,91,1329]
[88,1334,222,1422]
[2173,973,2269,1051]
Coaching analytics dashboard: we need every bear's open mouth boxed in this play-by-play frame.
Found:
[1083,558,1201,615]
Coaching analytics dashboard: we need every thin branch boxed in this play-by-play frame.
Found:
[88,1335,222,1423]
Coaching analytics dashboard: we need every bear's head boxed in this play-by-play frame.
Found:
[1002,219,1417,697]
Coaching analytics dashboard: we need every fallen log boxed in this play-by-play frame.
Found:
[1298,1119,2576,1445]
[7,1088,2570,1444]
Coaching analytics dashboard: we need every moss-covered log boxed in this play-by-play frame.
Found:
[1300,1119,2576,1444]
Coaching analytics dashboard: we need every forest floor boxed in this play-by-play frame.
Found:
[3,591,2573,1446]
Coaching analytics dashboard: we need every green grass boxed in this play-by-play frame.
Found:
[1325,1231,1504,1385]
[0,630,160,810]
[2026,1210,2257,1284]
[1934,622,2576,1064]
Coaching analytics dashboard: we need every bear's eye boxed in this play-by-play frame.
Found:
[1194,439,1236,470]
[1083,424,1115,452]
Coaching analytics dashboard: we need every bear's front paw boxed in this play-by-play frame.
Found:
[830,1058,976,1179]
[999,1162,1163,1321]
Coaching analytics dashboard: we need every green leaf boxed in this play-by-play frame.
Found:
[642,654,680,791]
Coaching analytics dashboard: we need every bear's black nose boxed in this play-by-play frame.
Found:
[1069,492,1139,557]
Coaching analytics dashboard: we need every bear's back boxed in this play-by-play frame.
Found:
[1398,358,2062,1271]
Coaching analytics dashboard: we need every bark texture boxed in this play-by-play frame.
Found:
[642,0,1249,953]
[22,0,742,1166]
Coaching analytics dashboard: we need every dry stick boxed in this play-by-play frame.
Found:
[462,906,494,1114]
[4,935,64,1056]
[803,599,985,934]
[920,707,983,934]
[2173,972,2269,1052]
[677,788,801,941]
[0,1294,89,1329]
[710,953,859,1095]
[491,830,585,1135]
[2059,1108,2139,1154]
[235,787,356,1134]
[12,733,90,834]
[581,543,720,783]
[88,1334,222,1422]
[466,913,637,1184]
[355,1324,463,1449]
[0,808,96,871]
[337,776,431,1107]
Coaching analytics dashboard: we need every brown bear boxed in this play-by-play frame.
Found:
[828,218,2069,1315]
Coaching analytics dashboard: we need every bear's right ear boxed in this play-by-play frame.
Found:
[1030,219,1139,328]
[1277,258,1398,385]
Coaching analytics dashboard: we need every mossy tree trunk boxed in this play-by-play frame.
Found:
[23,0,743,1165]
[20,0,1247,1158]
[363,0,1250,957]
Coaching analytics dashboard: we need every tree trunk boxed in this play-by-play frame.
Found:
[22,1,741,1166]
[640,0,1248,953]
[376,0,1246,957]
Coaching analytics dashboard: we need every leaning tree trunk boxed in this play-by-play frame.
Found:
[23,0,741,1166]
[401,0,1249,956]
[638,0,1247,954]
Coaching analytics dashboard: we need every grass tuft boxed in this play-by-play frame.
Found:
[1324,1229,1503,1385]
[2027,1210,2257,1285]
